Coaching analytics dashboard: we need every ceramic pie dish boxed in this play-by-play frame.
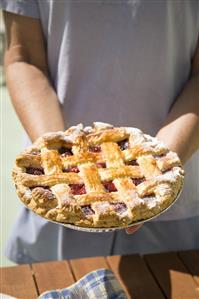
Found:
[13,122,184,230]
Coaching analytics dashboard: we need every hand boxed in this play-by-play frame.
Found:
[125,224,143,234]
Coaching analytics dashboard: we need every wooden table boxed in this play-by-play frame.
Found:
[1,250,199,299]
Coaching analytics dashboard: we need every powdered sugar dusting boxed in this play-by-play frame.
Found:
[64,124,84,143]
[125,127,145,146]
[93,122,114,130]
[144,196,159,209]
[158,167,183,182]
[144,134,167,151]
[84,126,93,134]
[93,202,111,214]
[25,189,32,199]
[125,190,145,207]
[51,184,74,208]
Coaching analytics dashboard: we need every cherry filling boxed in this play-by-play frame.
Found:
[31,150,40,155]
[30,186,50,190]
[103,182,117,192]
[132,177,146,186]
[81,205,95,216]
[143,193,156,200]
[111,202,127,214]
[69,184,86,195]
[153,153,165,158]
[26,167,44,175]
[126,160,139,166]
[59,147,73,157]
[96,162,106,168]
[117,139,129,150]
[89,145,101,153]
[63,166,79,173]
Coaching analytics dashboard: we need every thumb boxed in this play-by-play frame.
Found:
[125,224,143,234]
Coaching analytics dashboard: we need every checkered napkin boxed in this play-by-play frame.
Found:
[38,268,127,299]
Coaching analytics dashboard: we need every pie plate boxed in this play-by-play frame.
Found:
[45,186,183,233]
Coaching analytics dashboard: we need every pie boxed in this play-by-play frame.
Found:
[13,122,184,228]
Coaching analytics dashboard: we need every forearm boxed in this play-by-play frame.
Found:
[5,61,65,142]
[156,74,199,164]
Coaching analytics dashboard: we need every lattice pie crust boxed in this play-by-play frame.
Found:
[13,122,184,227]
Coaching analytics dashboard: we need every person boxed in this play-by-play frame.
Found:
[1,0,199,264]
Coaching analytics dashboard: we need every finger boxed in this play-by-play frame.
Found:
[125,224,143,234]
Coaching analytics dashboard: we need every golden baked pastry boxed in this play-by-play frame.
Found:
[13,122,184,228]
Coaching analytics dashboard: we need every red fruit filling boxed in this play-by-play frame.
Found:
[26,167,44,175]
[89,146,101,153]
[69,184,86,195]
[143,193,156,200]
[96,162,106,168]
[81,205,95,216]
[103,182,117,192]
[117,139,129,150]
[132,177,145,186]
[30,186,50,190]
[59,147,73,156]
[63,166,79,173]
[31,150,40,155]
[111,202,127,214]
[126,160,139,166]
[154,153,165,158]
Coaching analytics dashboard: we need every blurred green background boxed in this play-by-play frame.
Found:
[1,11,25,267]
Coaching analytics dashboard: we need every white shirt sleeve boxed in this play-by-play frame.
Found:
[0,0,40,19]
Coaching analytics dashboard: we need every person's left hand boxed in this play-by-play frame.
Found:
[125,224,143,234]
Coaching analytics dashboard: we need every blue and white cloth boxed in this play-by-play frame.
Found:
[38,269,127,299]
